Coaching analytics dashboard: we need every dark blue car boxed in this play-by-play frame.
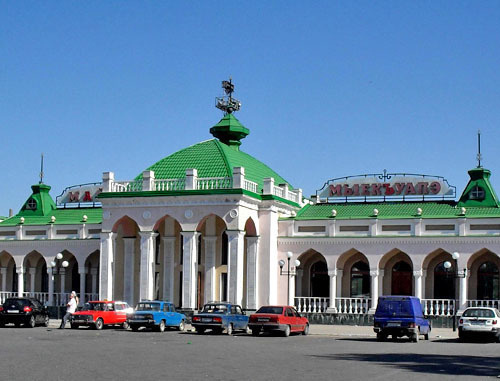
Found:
[128,300,186,332]
[191,302,249,335]
[373,296,431,342]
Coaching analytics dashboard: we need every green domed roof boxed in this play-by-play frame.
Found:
[137,139,291,192]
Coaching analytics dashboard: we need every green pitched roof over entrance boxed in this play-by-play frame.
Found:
[138,139,290,192]
[458,167,500,208]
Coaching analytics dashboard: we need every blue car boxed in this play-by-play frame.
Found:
[128,300,186,332]
[191,302,249,335]
[373,296,431,342]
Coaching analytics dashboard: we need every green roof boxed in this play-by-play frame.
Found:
[0,184,102,226]
[458,167,500,208]
[137,138,291,192]
[293,201,500,220]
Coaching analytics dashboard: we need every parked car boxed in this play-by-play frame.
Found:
[248,306,309,337]
[191,302,249,335]
[373,296,431,342]
[458,307,500,342]
[127,300,186,332]
[0,297,49,328]
[70,301,131,330]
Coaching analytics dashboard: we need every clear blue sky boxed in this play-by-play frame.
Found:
[2,1,500,215]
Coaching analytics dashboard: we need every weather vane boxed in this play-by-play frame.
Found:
[215,77,241,114]
[39,153,44,184]
[477,130,482,168]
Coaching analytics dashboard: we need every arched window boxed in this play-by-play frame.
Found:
[478,261,499,300]
[310,261,329,297]
[351,261,370,297]
[434,261,455,299]
[391,261,412,296]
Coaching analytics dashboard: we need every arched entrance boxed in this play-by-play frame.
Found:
[351,261,370,298]
[434,261,455,299]
[391,261,412,296]
[478,261,499,300]
[310,261,329,297]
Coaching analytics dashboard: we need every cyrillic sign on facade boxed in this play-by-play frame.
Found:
[57,183,103,206]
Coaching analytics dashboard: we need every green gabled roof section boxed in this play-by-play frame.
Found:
[209,114,249,149]
[0,207,102,226]
[0,184,102,227]
[136,139,291,193]
[458,167,500,208]
[292,201,500,220]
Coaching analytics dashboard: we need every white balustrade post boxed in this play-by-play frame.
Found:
[326,270,337,313]
[99,232,115,301]
[413,270,423,299]
[162,237,176,303]
[29,267,36,293]
[233,167,245,189]
[17,266,24,297]
[226,230,245,306]
[142,170,155,191]
[181,231,199,310]
[185,169,198,190]
[246,236,259,310]
[123,237,136,305]
[47,267,54,306]
[203,236,217,304]
[79,267,86,305]
[139,231,158,301]
[102,171,115,192]
[368,269,379,313]
[263,177,274,195]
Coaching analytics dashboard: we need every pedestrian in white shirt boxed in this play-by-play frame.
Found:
[59,291,78,329]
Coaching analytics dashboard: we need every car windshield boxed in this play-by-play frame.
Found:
[201,304,228,314]
[256,306,283,314]
[3,298,30,307]
[136,303,161,311]
[376,298,414,317]
[82,302,108,311]
[463,308,495,318]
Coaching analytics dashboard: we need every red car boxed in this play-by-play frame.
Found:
[248,305,309,337]
[70,301,132,330]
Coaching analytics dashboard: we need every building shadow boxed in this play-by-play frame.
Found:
[309,353,500,377]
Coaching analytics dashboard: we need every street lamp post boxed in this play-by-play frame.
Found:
[279,252,301,305]
[49,252,69,307]
[444,251,467,332]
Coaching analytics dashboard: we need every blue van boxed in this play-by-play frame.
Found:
[373,296,431,342]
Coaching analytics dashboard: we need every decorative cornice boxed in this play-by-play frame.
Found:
[278,236,500,246]
[0,239,99,248]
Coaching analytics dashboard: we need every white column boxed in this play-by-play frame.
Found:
[378,269,384,297]
[47,267,54,306]
[226,230,245,306]
[413,270,423,299]
[245,236,259,310]
[458,270,468,311]
[17,266,24,297]
[123,237,136,305]
[91,267,98,294]
[181,232,199,310]
[162,237,176,303]
[29,267,36,293]
[203,236,217,304]
[369,269,379,313]
[99,232,115,300]
[139,231,158,301]
[259,206,279,305]
[79,267,86,305]
[422,270,427,299]
[60,268,66,294]
[0,267,7,291]
[288,268,296,306]
[326,269,337,313]
[336,269,343,297]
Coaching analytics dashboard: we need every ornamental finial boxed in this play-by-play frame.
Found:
[215,77,241,114]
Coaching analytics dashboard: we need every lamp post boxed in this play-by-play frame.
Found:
[279,252,301,305]
[49,252,69,306]
[444,251,467,332]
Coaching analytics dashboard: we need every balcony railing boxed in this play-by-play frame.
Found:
[154,178,185,191]
[467,299,500,309]
[295,297,330,313]
[196,177,232,190]
[421,299,455,316]
[336,297,371,314]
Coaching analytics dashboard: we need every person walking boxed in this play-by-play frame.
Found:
[59,291,78,329]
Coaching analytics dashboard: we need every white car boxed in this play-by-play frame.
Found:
[458,307,500,342]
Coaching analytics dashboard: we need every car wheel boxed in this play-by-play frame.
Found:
[245,326,252,335]
[412,333,419,343]
[178,320,185,332]
[302,324,310,336]
[424,332,429,340]
[43,316,49,327]
[251,329,260,336]
[70,324,79,329]
[131,325,139,332]
[122,321,129,330]
[377,332,386,342]
[196,327,205,334]
[226,323,233,336]
[283,325,291,337]
[158,320,166,332]
[95,318,104,330]
[27,316,36,328]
